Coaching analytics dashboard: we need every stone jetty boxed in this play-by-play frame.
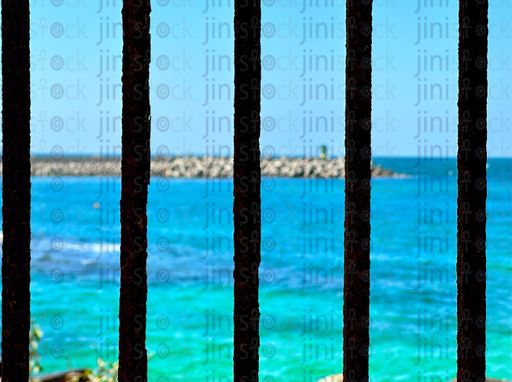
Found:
[0,156,406,178]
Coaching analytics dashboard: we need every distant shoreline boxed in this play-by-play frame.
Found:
[0,156,406,178]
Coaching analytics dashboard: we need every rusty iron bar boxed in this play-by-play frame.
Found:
[343,1,372,382]
[457,1,488,381]
[118,1,151,381]
[1,0,32,381]
[233,0,261,380]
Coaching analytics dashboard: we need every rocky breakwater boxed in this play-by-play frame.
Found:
[0,156,406,178]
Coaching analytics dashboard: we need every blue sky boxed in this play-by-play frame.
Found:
[1,0,511,157]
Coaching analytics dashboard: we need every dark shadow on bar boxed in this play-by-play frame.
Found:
[343,1,372,382]
[1,0,32,381]
[118,1,151,381]
[233,0,262,380]
[457,1,488,381]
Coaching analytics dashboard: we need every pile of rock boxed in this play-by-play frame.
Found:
[0,156,405,179]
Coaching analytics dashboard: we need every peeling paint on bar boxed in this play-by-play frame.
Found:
[118,1,151,382]
[343,1,372,382]
[1,0,32,381]
[457,1,487,382]
[233,0,261,380]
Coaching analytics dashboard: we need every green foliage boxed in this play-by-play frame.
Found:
[84,352,154,382]
[83,358,119,382]
[27,319,154,382]
[29,319,44,382]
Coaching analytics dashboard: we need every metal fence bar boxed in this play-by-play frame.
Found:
[457,1,488,382]
[233,0,261,380]
[118,1,151,381]
[1,0,32,381]
[343,1,372,382]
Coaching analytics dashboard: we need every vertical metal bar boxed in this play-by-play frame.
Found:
[343,1,372,382]
[1,0,31,381]
[457,1,487,382]
[233,0,261,379]
[119,1,151,381]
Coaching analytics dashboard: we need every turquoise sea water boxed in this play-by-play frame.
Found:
[1,157,511,382]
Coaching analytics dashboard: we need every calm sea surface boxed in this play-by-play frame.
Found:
[1,157,511,382]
